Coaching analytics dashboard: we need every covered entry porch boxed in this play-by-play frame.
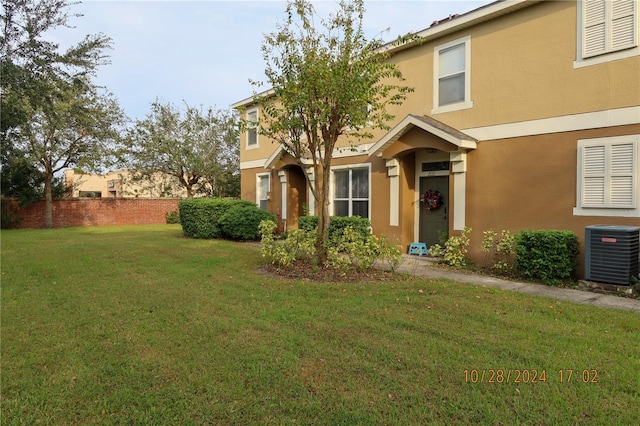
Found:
[370,114,477,249]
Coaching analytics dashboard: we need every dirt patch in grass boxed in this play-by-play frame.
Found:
[258,259,411,283]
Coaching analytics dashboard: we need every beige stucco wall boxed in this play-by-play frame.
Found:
[65,169,187,198]
[240,128,282,163]
[240,168,265,208]
[464,123,640,277]
[64,170,113,197]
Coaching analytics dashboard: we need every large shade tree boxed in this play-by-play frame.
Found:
[125,100,239,199]
[1,0,125,228]
[252,0,413,264]
[0,136,66,207]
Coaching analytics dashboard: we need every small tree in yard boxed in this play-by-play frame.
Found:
[252,0,412,264]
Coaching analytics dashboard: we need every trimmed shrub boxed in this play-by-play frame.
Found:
[298,215,371,243]
[515,230,580,285]
[179,198,255,239]
[165,209,180,224]
[297,215,317,232]
[218,204,276,240]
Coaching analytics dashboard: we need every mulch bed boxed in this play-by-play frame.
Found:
[258,259,411,283]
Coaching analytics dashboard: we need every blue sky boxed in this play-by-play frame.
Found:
[49,0,493,121]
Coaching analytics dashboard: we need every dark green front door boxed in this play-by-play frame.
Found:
[419,176,449,247]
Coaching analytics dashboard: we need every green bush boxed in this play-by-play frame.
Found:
[165,209,180,224]
[327,226,402,272]
[259,220,315,267]
[297,216,316,231]
[515,230,580,285]
[260,221,401,272]
[444,227,472,267]
[298,215,371,243]
[179,198,255,239]
[218,204,276,240]
[428,244,444,258]
[1,199,23,229]
[481,229,516,271]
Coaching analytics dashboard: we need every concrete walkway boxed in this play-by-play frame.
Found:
[397,255,640,314]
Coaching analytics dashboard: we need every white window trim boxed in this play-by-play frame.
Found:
[246,108,259,150]
[256,172,270,209]
[575,0,639,68]
[330,163,371,219]
[432,35,473,115]
[573,134,640,217]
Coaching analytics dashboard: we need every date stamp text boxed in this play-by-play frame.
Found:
[463,369,599,383]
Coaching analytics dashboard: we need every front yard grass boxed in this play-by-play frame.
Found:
[1,225,639,425]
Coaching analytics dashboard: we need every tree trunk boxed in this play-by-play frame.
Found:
[44,171,53,229]
[315,164,331,265]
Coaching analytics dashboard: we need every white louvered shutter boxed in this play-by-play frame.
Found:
[611,0,637,51]
[609,142,635,207]
[582,145,606,206]
[584,0,607,57]
[583,0,638,58]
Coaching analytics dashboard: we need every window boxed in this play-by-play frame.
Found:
[333,165,370,218]
[583,0,637,58]
[79,191,102,198]
[257,173,270,209]
[432,36,472,114]
[246,109,258,148]
[575,135,638,215]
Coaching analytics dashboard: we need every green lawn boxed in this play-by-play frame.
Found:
[1,225,639,425]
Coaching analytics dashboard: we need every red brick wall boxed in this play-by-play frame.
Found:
[6,198,180,229]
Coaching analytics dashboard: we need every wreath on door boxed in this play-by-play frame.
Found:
[421,189,443,211]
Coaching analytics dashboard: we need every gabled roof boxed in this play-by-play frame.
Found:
[369,114,478,157]
[231,88,274,110]
[263,145,285,169]
[263,144,314,169]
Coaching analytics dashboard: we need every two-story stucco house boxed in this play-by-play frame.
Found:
[233,0,639,277]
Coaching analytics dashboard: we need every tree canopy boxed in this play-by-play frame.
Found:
[124,100,240,199]
[252,0,412,263]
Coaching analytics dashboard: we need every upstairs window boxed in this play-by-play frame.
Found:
[432,36,473,114]
[246,109,258,148]
[580,0,638,59]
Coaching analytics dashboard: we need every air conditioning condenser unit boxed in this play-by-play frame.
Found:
[585,225,639,285]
